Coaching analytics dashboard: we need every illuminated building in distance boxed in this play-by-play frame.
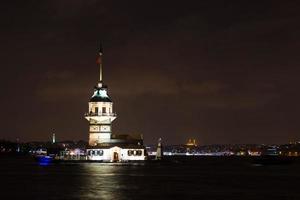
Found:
[85,45,146,162]
[186,138,197,147]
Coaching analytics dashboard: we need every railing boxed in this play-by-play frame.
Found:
[85,112,117,117]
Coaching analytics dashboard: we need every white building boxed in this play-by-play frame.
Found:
[85,46,146,162]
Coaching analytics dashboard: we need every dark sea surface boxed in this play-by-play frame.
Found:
[1,155,300,200]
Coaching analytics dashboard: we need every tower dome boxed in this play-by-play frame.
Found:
[90,86,112,102]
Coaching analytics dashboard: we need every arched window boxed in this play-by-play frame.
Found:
[136,150,142,156]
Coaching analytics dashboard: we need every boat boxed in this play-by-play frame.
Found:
[35,155,53,165]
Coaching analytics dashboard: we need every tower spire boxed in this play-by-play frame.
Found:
[96,44,103,87]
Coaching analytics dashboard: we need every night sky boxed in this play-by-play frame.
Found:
[1,1,300,145]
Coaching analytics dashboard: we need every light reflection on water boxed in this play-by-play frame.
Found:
[78,163,144,200]
[2,156,300,200]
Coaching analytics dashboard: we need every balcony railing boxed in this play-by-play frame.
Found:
[85,112,117,117]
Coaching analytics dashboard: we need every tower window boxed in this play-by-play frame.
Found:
[102,107,106,113]
[95,107,98,114]
[97,150,103,156]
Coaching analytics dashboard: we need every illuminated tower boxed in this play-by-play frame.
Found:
[52,133,56,144]
[85,45,116,146]
[156,138,163,160]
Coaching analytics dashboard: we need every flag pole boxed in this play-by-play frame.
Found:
[96,44,103,88]
[99,44,103,83]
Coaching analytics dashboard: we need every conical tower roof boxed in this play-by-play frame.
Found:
[89,44,112,102]
[90,85,112,102]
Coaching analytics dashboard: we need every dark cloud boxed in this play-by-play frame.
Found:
[1,0,300,144]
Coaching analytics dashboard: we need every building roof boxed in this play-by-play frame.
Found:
[90,86,112,102]
[87,143,145,149]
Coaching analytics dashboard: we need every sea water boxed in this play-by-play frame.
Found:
[1,155,300,200]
